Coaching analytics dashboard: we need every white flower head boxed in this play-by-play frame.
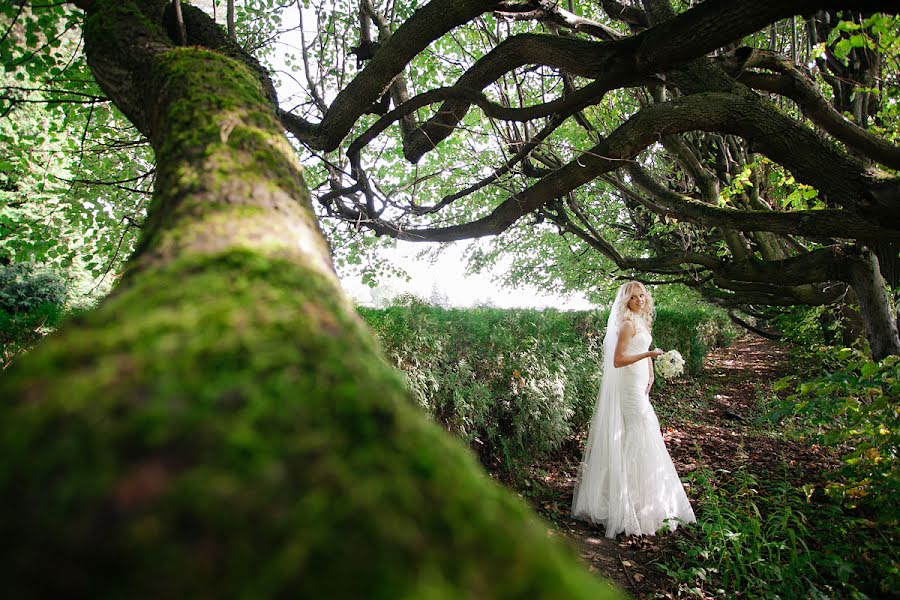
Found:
[655,349,685,380]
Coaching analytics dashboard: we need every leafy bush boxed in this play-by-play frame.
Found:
[661,465,820,598]
[771,351,899,518]
[653,306,736,374]
[0,262,68,367]
[358,299,734,480]
[0,261,67,314]
[665,457,898,598]
[0,301,65,368]
[766,349,899,594]
[360,301,601,480]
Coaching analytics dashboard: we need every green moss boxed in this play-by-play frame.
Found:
[130,45,322,265]
[0,250,621,599]
[84,1,166,48]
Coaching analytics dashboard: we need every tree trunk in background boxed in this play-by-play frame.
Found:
[846,247,900,360]
[0,2,618,597]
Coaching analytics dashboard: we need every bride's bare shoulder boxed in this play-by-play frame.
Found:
[618,317,636,334]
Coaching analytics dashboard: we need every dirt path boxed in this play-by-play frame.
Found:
[526,336,837,598]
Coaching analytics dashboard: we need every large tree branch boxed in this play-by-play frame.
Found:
[278,0,505,151]
[356,90,899,243]
[599,0,650,29]
[625,163,900,241]
[727,309,783,340]
[716,246,845,285]
[703,280,845,305]
[549,201,850,308]
[280,0,896,158]
[495,0,623,41]
[717,49,900,170]
[396,0,897,162]
[545,204,721,273]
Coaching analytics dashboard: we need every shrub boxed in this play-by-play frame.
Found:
[767,349,899,594]
[0,261,67,314]
[0,262,68,368]
[0,302,65,368]
[661,465,821,598]
[653,305,736,374]
[359,301,604,480]
[771,351,899,518]
[666,455,898,598]
[358,299,734,480]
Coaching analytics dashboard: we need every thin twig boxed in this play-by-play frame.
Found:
[617,553,640,594]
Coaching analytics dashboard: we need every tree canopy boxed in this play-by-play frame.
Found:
[282,0,900,357]
[3,1,899,357]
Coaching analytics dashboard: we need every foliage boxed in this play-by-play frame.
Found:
[757,323,900,595]
[663,458,898,598]
[358,299,733,480]
[0,6,149,288]
[770,349,899,525]
[0,259,116,368]
[772,305,899,537]
[661,465,823,599]
[771,305,834,349]
[653,305,736,375]
[360,300,600,480]
[0,301,64,369]
[0,261,68,368]
[0,260,66,313]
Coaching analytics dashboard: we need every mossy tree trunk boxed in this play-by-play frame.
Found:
[0,2,620,597]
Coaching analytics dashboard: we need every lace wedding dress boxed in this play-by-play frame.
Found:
[571,286,696,538]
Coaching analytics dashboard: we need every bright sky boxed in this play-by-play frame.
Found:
[339,241,593,310]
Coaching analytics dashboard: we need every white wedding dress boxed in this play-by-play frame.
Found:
[572,298,695,538]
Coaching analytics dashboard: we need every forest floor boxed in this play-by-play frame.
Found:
[519,335,841,599]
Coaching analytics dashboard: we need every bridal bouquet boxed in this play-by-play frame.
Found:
[655,349,685,380]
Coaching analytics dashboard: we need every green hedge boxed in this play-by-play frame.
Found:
[0,303,65,367]
[359,299,734,480]
[0,262,70,368]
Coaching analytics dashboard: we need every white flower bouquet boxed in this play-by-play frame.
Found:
[654,349,685,380]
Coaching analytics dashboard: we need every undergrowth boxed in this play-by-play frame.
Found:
[663,459,897,598]
[662,303,899,598]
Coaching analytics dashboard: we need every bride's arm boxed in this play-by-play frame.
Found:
[613,321,663,368]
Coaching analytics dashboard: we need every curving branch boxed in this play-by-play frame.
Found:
[546,198,851,308]
[281,0,897,158]
[396,0,898,162]
[624,163,900,241]
[728,309,783,340]
[495,0,622,41]
[716,49,900,170]
[278,0,505,151]
[546,203,721,273]
[349,89,899,243]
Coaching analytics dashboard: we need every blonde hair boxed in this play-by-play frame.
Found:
[613,281,654,330]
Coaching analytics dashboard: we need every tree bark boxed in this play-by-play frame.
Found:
[844,246,900,360]
[0,2,618,597]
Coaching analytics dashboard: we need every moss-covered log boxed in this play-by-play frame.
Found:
[0,1,619,597]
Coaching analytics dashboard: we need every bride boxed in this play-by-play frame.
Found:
[572,281,696,538]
